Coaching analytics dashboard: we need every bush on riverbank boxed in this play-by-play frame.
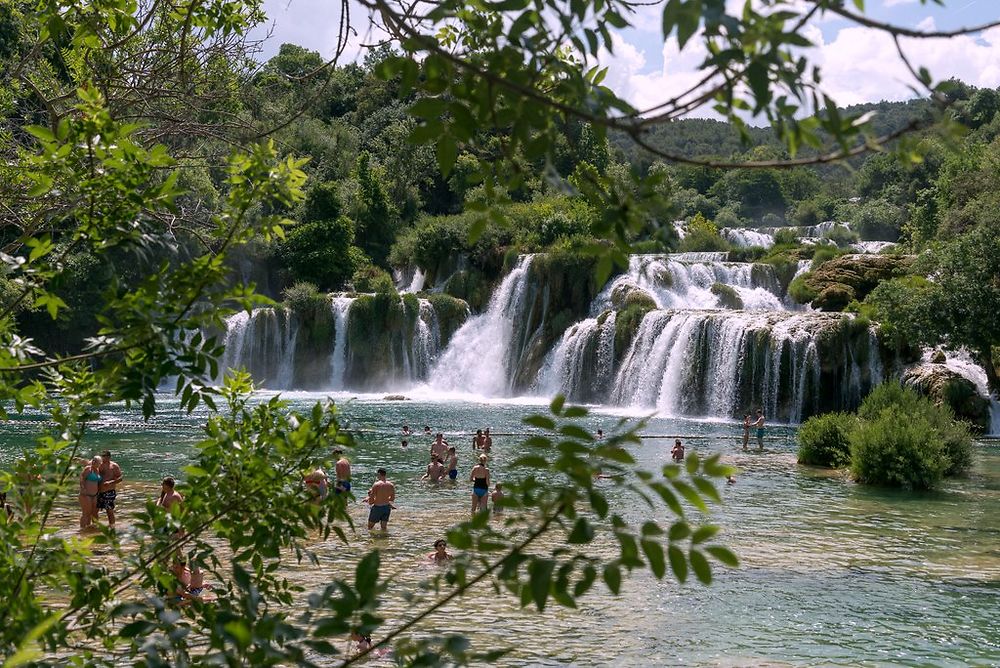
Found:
[797,412,856,468]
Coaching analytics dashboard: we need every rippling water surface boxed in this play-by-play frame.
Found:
[2,392,998,666]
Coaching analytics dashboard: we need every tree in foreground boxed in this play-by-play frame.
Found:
[0,0,995,664]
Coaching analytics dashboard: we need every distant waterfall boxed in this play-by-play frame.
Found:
[428,255,535,395]
[328,297,353,389]
[609,311,874,421]
[221,308,298,389]
[721,228,774,248]
[595,254,786,312]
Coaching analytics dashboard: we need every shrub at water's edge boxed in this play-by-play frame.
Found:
[849,406,949,490]
[797,412,857,468]
[817,382,976,489]
[426,293,470,347]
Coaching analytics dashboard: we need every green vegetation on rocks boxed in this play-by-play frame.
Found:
[352,265,396,294]
[345,293,420,388]
[791,254,913,312]
[710,282,743,310]
[426,294,470,347]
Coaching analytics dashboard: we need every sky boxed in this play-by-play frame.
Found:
[251,0,1000,117]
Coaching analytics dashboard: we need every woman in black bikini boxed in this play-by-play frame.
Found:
[470,455,490,513]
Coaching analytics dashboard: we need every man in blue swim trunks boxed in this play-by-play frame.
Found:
[334,449,352,494]
[367,468,396,531]
[446,447,458,481]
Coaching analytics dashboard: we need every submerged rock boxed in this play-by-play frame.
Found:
[383,394,409,401]
[902,363,992,432]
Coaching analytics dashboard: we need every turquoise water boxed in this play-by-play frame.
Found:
[2,392,998,666]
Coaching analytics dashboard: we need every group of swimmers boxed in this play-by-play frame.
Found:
[77,450,124,530]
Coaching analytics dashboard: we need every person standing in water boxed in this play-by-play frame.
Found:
[304,464,329,502]
[491,483,504,513]
[430,433,449,462]
[78,455,102,530]
[334,449,352,494]
[446,447,458,481]
[754,409,765,450]
[482,428,493,452]
[470,455,490,513]
[671,439,685,463]
[422,457,445,483]
[157,477,183,512]
[367,468,396,531]
[742,414,751,450]
[97,450,123,529]
[473,429,486,450]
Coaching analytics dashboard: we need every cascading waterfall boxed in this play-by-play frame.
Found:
[721,228,775,248]
[537,311,617,402]
[595,254,786,312]
[610,311,870,421]
[328,296,353,389]
[428,255,535,395]
[221,308,298,389]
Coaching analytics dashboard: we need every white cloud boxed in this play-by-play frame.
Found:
[884,0,918,7]
[597,16,1000,118]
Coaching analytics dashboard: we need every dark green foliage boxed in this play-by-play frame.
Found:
[283,283,335,386]
[352,151,398,267]
[823,226,859,248]
[678,213,729,253]
[854,383,973,482]
[352,265,396,294]
[614,301,654,362]
[850,199,904,241]
[849,407,949,490]
[797,412,857,468]
[345,293,419,387]
[772,228,798,246]
[868,219,1000,391]
[278,215,367,290]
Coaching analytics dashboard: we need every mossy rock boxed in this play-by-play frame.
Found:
[813,283,855,312]
[443,269,493,313]
[345,293,420,388]
[799,254,913,312]
[902,363,992,433]
[426,293,470,347]
[614,302,654,362]
[610,284,656,311]
[711,282,744,310]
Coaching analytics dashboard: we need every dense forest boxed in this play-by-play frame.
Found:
[4,33,1000,394]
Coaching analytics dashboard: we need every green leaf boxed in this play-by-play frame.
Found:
[528,558,555,611]
[568,517,594,544]
[668,545,688,583]
[588,489,609,518]
[574,564,597,597]
[549,394,565,415]
[690,549,712,584]
[672,480,708,512]
[355,550,380,600]
[641,539,666,578]
[685,451,699,475]
[603,563,621,594]
[437,135,458,178]
[559,424,593,441]
[705,545,739,568]
[523,415,556,430]
[668,521,691,542]
[512,455,550,469]
[691,525,720,545]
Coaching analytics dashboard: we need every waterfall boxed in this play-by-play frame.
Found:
[610,311,872,421]
[595,254,786,312]
[721,228,775,248]
[537,311,617,402]
[412,299,441,379]
[328,296,353,389]
[221,308,298,389]
[429,255,535,395]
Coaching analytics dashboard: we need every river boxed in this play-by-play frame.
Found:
[1,392,998,665]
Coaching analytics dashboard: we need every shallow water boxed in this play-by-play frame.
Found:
[2,393,998,666]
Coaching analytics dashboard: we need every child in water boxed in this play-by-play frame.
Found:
[428,538,453,563]
[491,482,504,513]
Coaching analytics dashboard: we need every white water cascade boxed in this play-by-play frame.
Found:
[221,308,299,389]
[428,255,536,396]
[595,254,787,312]
[328,296,353,389]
